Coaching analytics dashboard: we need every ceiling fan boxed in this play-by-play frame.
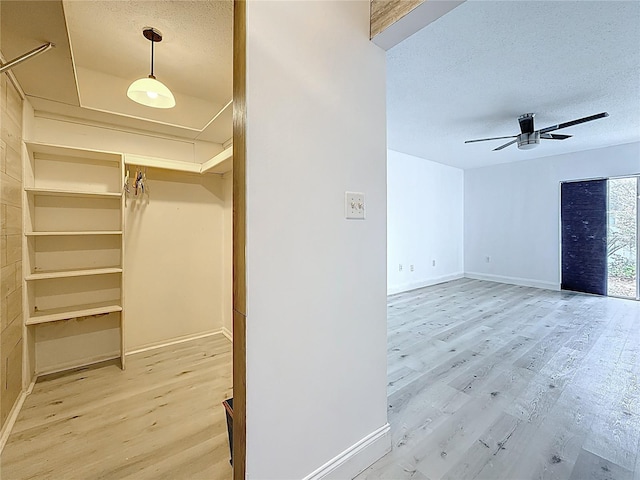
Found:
[465,112,609,151]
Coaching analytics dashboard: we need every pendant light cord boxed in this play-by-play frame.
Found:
[150,38,155,78]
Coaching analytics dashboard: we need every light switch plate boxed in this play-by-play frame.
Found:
[345,192,365,219]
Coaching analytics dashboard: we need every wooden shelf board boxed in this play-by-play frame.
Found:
[26,302,123,325]
[25,187,122,199]
[26,231,123,237]
[26,142,122,164]
[200,146,233,174]
[26,267,123,281]
[125,145,234,175]
[125,154,201,173]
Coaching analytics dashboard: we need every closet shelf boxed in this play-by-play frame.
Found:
[24,142,126,371]
[26,302,123,325]
[25,187,122,199]
[125,154,201,173]
[26,267,123,281]
[26,230,123,237]
[26,142,122,165]
[124,145,232,174]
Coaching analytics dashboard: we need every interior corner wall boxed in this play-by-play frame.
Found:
[464,142,640,290]
[244,1,389,478]
[387,149,464,294]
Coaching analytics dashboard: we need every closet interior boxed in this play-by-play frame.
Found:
[0,1,234,477]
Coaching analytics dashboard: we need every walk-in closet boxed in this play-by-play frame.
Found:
[0,1,234,478]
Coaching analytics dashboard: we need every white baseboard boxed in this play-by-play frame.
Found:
[464,272,559,291]
[221,327,233,342]
[387,272,464,295]
[37,352,121,377]
[303,423,391,480]
[0,377,36,454]
[126,330,222,356]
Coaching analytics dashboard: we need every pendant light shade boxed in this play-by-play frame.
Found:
[127,28,175,109]
[127,76,175,108]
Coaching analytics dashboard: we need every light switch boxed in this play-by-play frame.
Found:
[345,192,365,219]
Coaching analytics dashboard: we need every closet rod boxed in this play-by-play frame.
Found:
[0,42,54,75]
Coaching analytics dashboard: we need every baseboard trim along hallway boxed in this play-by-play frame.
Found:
[302,423,391,480]
[0,378,36,454]
[387,273,464,295]
[126,329,225,356]
[464,271,559,291]
[222,326,233,342]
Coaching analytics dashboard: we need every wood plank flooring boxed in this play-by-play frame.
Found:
[1,334,232,480]
[357,278,640,480]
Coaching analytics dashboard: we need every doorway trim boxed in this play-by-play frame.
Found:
[232,0,247,478]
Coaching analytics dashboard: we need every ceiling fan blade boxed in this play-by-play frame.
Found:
[539,112,609,134]
[540,133,572,140]
[518,113,535,134]
[465,135,517,144]
[493,139,518,151]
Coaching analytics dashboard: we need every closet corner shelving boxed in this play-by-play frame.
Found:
[23,142,126,372]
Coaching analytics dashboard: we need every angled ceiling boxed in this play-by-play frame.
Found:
[1,0,232,145]
[387,0,640,170]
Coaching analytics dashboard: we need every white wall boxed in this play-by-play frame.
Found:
[124,169,226,351]
[465,142,640,289]
[245,1,390,478]
[387,149,464,294]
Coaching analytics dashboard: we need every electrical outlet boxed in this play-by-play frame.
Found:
[432,260,436,267]
[345,192,365,219]
[410,265,414,272]
[399,264,403,271]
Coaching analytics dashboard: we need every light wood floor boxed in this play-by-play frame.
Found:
[1,334,232,480]
[358,278,640,480]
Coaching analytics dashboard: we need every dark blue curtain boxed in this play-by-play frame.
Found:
[561,180,607,295]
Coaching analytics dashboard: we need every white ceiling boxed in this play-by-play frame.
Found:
[1,0,232,145]
[387,0,640,170]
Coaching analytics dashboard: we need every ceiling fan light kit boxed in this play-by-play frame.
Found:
[465,111,609,151]
[127,27,176,109]
[517,131,540,150]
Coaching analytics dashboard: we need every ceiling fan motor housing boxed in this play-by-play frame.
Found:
[517,131,540,150]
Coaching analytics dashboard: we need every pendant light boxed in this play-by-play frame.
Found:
[127,27,176,109]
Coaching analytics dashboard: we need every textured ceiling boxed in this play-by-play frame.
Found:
[64,0,231,107]
[1,0,232,145]
[387,0,640,170]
